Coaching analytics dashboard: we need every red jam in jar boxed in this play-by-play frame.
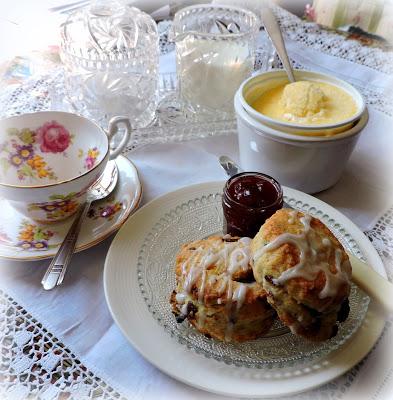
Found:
[222,172,283,238]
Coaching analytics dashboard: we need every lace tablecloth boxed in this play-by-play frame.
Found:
[1,6,393,400]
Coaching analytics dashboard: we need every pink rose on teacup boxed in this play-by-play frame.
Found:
[36,121,71,153]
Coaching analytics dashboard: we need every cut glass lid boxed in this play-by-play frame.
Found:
[60,1,156,59]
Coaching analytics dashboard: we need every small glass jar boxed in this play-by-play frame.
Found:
[60,1,159,128]
[171,4,259,118]
[222,172,283,238]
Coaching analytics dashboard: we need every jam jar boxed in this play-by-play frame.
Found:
[222,172,283,238]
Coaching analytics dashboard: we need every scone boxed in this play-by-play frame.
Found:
[170,235,275,342]
[251,209,352,342]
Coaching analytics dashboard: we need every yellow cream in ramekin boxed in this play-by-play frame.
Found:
[251,80,358,126]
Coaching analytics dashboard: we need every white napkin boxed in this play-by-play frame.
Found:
[0,141,233,400]
[316,108,393,231]
[131,138,234,200]
[0,128,392,399]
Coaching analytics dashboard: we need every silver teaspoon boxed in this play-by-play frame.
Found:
[260,5,295,83]
[218,155,393,316]
[219,155,242,177]
[41,161,119,290]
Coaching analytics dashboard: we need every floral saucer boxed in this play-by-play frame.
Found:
[0,155,142,261]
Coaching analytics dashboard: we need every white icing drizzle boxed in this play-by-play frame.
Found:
[225,279,233,310]
[254,213,350,304]
[216,275,228,296]
[287,210,298,224]
[175,293,187,304]
[180,302,188,316]
[322,238,331,247]
[175,236,252,340]
[198,268,208,303]
[229,247,250,274]
[232,283,247,311]
[319,249,351,298]
[239,237,252,246]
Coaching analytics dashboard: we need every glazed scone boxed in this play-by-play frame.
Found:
[251,209,352,342]
[170,235,275,342]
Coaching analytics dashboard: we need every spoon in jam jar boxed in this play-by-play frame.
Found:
[219,155,393,317]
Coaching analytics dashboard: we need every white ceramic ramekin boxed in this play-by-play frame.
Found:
[234,73,369,193]
[239,70,366,136]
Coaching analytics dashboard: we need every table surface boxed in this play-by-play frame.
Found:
[1,2,393,400]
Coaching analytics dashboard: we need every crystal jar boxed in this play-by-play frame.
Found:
[60,1,159,128]
[171,4,259,118]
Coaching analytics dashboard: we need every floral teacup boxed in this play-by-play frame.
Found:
[0,111,131,223]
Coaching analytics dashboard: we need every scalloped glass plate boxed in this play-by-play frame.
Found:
[136,191,369,369]
[104,182,385,397]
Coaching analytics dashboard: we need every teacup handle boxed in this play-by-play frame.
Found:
[107,116,132,160]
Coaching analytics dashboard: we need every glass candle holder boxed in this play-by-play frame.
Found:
[171,4,259,118]
[60,1,159,128]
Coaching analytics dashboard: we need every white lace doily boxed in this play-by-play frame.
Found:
[274,6,393,75]
[0,289,125,400]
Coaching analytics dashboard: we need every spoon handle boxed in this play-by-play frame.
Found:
[41,200,92,290]
[260,6,295,83]
[348,253,393,317]
[219,155,242,177]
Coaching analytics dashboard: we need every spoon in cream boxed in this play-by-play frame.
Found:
[219,155,393,316]
[260,5,295,83]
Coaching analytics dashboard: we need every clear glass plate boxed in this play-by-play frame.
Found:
[137,192,370,369]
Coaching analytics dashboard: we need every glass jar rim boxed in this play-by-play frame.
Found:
[172,4,260,41]
[223,171,283,210]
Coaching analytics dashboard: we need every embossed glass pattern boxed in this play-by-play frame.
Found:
[60,2,159,128]
[172,5,259,118]
[137,193,369,368]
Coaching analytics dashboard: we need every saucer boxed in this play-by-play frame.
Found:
[0,155,142,261]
